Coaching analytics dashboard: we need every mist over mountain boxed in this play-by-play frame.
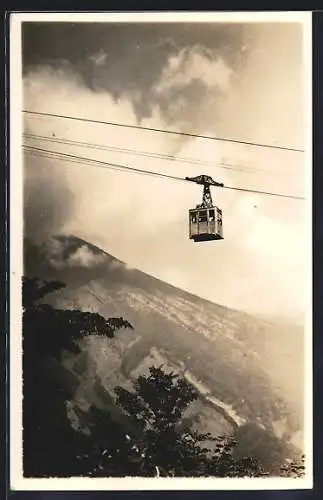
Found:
[24,235,304,457]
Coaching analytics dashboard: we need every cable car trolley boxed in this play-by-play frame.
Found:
[186,175,224,243]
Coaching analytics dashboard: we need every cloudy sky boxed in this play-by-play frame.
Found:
[21,14,310,321]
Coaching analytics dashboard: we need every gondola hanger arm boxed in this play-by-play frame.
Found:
[185,175,224,187]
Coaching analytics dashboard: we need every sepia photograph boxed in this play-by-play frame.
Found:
[10,11,312,490]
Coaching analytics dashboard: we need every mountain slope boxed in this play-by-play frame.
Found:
[24,235,304,449]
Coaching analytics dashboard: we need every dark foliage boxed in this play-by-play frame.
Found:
[114,366,266,477]
[22,276,133,477]
[205,436,266,477]
[22,276,66,309]
[280,454,306,478]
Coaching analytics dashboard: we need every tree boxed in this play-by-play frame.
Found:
[279,454,305,478]
[114,366,265,477]
[22,276,133,477]
[22,276,66,309]
[23,276,133,357]
[114,366,210,476]
[72,405,144,477]
[205,436,266,477]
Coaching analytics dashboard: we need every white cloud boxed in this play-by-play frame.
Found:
[155,47,234,94]
[44,238,108,269]
[67,245,108,268]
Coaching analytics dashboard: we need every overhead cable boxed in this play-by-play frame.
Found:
[23,109,305,153]
[23,145,306,200]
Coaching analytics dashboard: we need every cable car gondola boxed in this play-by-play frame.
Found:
[186,175,224,243]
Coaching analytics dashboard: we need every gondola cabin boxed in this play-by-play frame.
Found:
[189,206,223,242]
[185,174,224,242]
